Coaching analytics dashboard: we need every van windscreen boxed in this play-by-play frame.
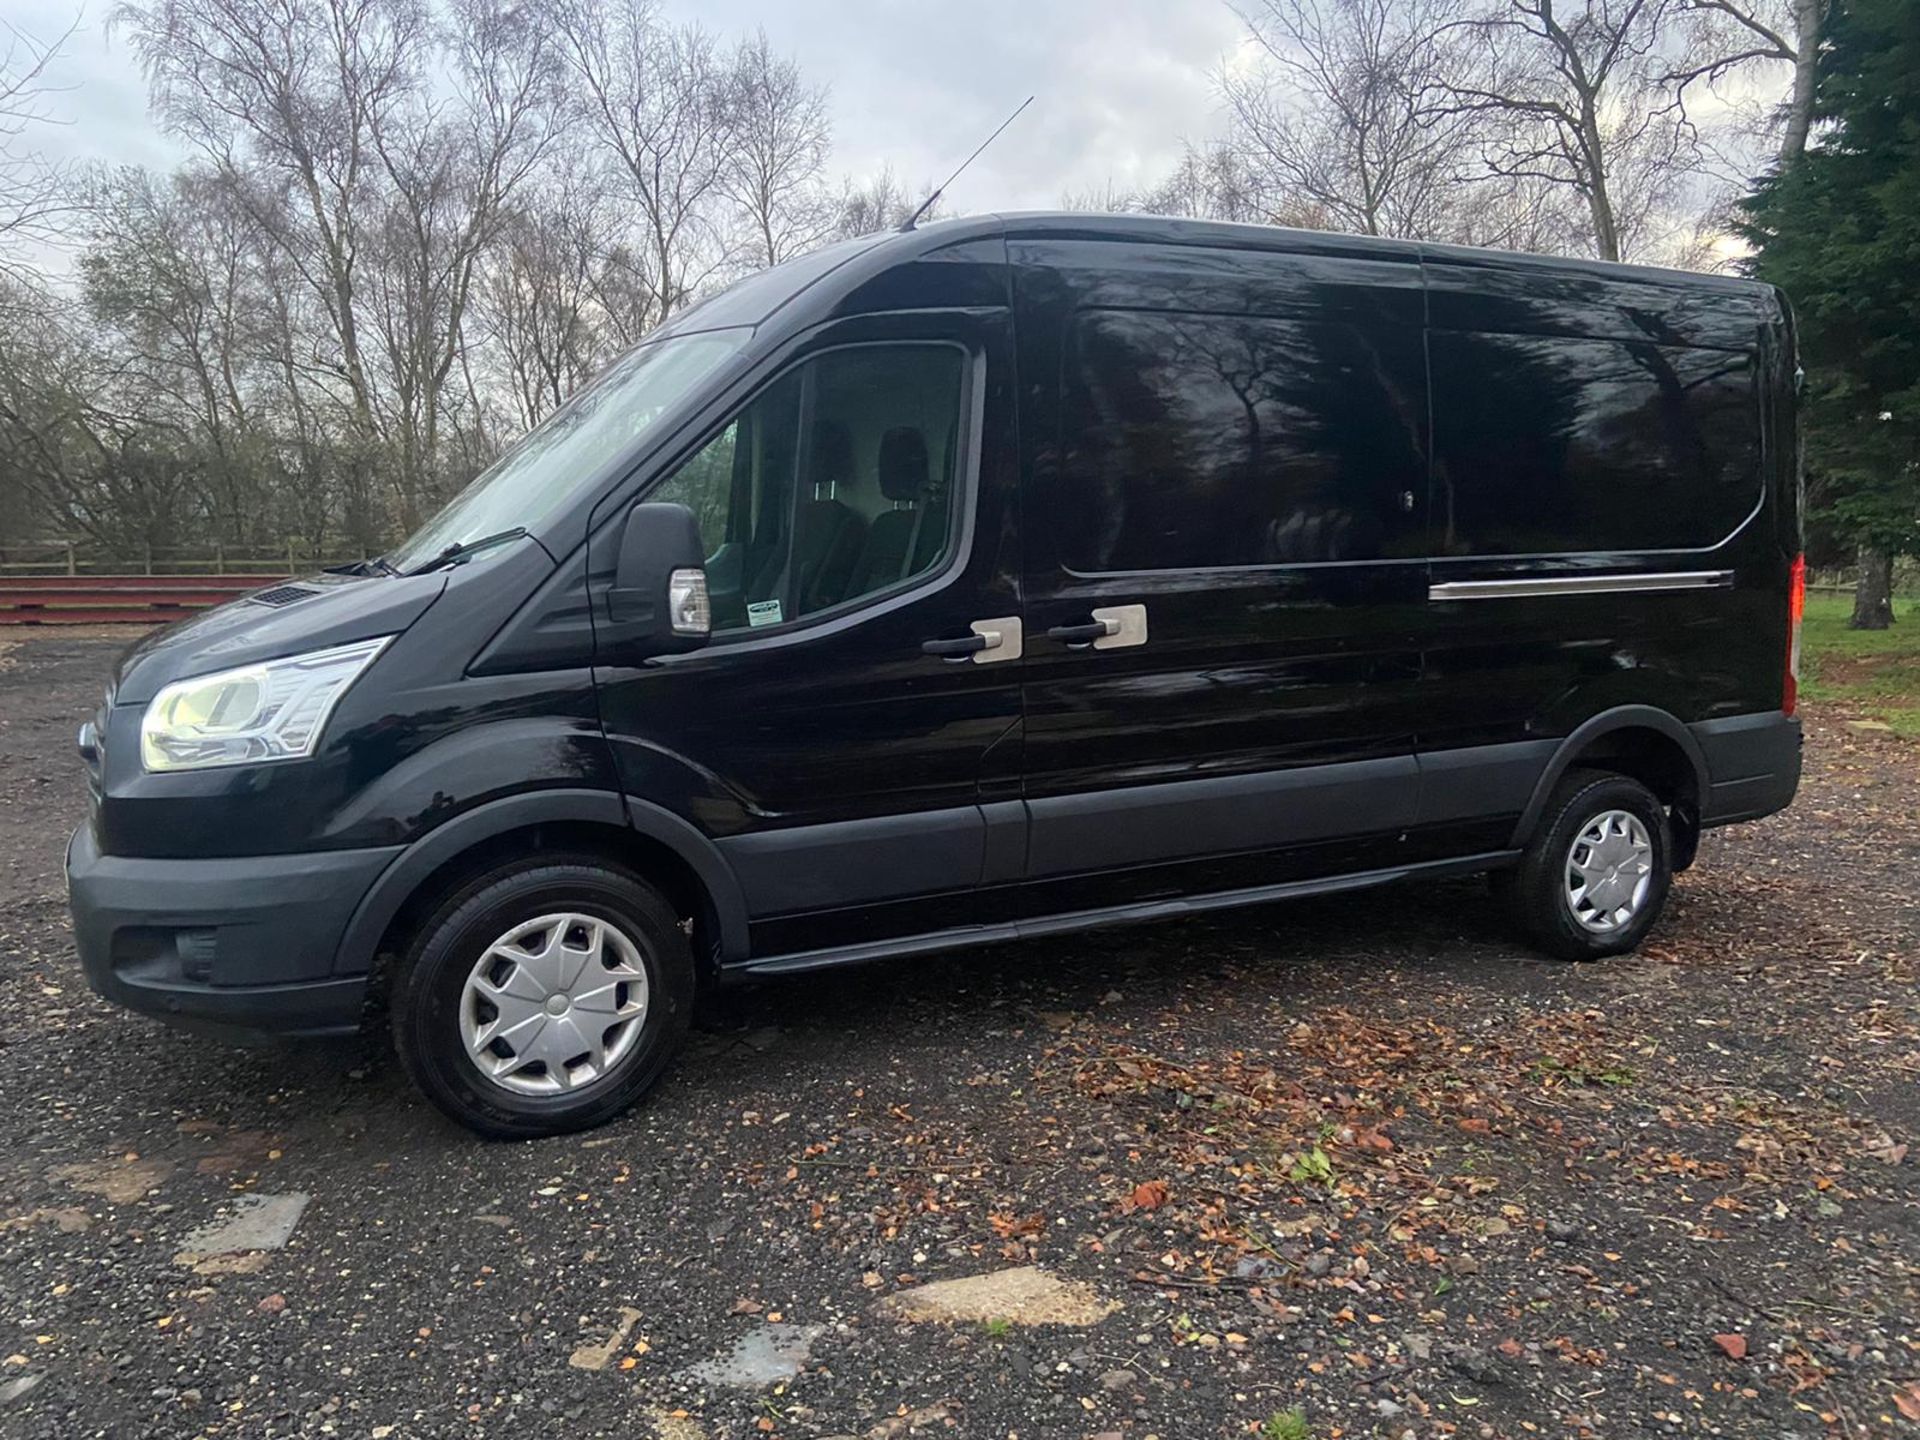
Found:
[386,327,749,572]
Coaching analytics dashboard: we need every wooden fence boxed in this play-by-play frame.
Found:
[0,540,359,577]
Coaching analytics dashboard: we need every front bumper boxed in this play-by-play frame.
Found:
[1693,711,1803,827]
[66,825,402,1041]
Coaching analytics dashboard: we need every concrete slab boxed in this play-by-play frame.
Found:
[877,1266,1119,1327]
[174,1192,309,1271]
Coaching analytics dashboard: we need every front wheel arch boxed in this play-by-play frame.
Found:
[337,790,748,1009]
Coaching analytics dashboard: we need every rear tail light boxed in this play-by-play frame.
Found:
[1784,552,1805,717]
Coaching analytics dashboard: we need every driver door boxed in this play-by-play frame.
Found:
[590,310,1024,955]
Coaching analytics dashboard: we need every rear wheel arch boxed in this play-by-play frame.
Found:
[1511,708,1708,870]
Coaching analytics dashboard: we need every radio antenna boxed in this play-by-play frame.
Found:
[899,95,1034,232]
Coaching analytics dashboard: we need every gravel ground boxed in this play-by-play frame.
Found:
[0,630,1915,1440]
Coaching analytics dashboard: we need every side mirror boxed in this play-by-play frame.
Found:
[605,501,711,656]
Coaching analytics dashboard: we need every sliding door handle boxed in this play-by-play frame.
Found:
[1049,604,1147,651]
[922,634,987,657]
[1046,618,1119,646]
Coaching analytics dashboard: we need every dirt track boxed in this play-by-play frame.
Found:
[0,630,1915,1439]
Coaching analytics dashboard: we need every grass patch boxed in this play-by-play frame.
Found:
[1287,1144,1335,1186]
[1801,594,1920,738]
[1261,1409,1311,1440]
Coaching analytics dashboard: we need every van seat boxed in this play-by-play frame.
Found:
[789,420,866,613]
[851,427,943,594]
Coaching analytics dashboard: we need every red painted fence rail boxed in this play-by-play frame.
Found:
[0,574,283,625]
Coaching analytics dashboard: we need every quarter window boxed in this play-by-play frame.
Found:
[1428,333,1760,555]
[648,344,967,631]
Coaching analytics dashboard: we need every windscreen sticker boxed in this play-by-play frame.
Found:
[747,599,783,628]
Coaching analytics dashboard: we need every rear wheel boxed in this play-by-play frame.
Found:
[390,857,693,1138]
[1500,770,1672,961]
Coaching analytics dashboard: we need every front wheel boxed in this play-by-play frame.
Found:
[1499,770,1672,961]
[390,857,694,1138]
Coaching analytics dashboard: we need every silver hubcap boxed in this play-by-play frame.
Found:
[1565,809,1654,933]
[460,912,650,1095]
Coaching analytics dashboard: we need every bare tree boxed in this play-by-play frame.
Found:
[1060,176,1142,213]
[1223,0,1484,238]
[1137,143,1269,222]
[117,0,430,492]
[480,165,628,427]
[0,14,80,278]
[364,0,560,525]
[1425,0,1695,262]
[545,0,738,318]
[719,29,831,267]
[1665,0,1827,164]
[84,166,264,539]
[827,165,943,239]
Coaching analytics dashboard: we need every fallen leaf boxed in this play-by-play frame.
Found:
[1713,1333,1747,1360]
[1128,1179,1169,1212]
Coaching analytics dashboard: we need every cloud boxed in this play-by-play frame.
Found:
[683,0,1243,208]
[9,0,1243,213]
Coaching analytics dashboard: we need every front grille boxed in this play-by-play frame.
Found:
[249,583,318,608]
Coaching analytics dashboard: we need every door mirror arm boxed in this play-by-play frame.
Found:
[600,501,712,659]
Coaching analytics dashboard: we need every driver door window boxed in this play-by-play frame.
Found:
[649,343,966,633]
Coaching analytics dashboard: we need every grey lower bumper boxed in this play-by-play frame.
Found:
[1692,711,1802,827]
[66,825,401,1041]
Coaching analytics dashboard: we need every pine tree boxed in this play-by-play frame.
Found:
[1739,0,1920,628]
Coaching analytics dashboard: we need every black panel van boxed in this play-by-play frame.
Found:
[66,215,1804,1136]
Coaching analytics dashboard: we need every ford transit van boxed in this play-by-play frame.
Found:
[67,214,1804,1136]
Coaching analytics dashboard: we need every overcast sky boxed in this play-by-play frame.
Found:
[5,0,1248,213]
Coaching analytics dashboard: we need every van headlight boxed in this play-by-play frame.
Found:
[140,637,391,773]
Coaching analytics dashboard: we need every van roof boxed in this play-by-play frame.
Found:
[972,211,1767,294]
[657,209,1772,341]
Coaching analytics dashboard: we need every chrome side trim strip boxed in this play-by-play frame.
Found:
[1428,570,1734,601]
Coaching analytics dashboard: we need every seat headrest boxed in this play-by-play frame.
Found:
[808,420,854,491]
[877,427,929,502]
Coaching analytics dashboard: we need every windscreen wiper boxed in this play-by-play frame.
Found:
[404,527,529,576]
[323,555,401,578]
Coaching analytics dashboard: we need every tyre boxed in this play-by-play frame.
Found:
[390,856,694,1138]
[1501,769,1672,961]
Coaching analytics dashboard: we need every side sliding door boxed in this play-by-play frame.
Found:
[1010,236,1434,912]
